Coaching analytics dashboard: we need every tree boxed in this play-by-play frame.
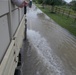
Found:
[49,0,63,12]
[62,0,66,5]
[70,1,76,11]
[36,0,65,12]
[42,0,47,8]
[37,0,43,4]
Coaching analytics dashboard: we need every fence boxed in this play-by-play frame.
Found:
[52,6,76,20]
[44,5,76,20]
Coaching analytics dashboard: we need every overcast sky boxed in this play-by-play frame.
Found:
[64,0,72,3]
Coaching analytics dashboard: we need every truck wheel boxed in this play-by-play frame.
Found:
[14,68,21,75]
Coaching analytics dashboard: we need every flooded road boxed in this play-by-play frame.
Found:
[22,4,76,75]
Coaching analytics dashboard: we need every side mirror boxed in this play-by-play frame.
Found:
[29,0,32,8]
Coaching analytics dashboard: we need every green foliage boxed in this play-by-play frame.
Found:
[70,1,76,11]
[50,0,62,6]
[72,2,76,11]
[37,0,43,4]
[45,0,51,5]
[35,0,66,5]
[62,0,66,5]
[39,0,63,5]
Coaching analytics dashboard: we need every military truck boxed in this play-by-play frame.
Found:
[0,0,27,75]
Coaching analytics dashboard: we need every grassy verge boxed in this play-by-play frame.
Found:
[36,4,76,36]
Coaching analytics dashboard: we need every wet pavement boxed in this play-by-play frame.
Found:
[22,4,76,75]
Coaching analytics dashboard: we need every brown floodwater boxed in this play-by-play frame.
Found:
[22,4,76,75]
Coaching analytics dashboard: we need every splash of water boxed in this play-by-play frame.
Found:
[27,29,65,75]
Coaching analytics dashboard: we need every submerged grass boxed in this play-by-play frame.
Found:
[36,4,76,36]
